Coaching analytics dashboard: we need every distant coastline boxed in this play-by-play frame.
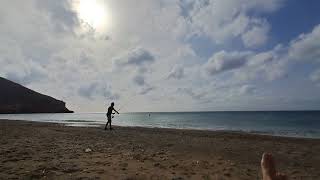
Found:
[0,77,73,114]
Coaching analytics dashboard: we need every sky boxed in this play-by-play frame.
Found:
[1,0,320,112]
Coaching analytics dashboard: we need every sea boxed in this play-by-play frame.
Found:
[1,111,320,139]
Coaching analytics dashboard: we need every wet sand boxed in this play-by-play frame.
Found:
[0,120,319,180]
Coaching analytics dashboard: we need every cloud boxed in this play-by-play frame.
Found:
[139,86,155,95]
[177,87,207,100]
[111,47,157,95]
[201,43,289,82]
[247,50,276,66]
[126,48,155,65]
[36,0,79,33]
[1,58,48,85]
[112,48,156,92]
[114,47,155,68]
[310,69,320,83]
[241,20,270,48]
[288,24,320,61]
[133,75,145,86]
[2,0,320,112]
[183,0,283,46]
[168,66,185,79]
[235,24,320,82]
[234,46,289,81]
[78,83,100,99]
[78,81,119,100]
[239,84,256,95]
[204,51,252,75]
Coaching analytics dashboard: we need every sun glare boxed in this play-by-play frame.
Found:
[77,0,110,32]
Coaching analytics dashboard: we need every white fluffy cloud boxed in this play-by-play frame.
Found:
[183,0,283,47]
[36,0,79,33]
[168,66,185,79]
[113,48,155,67]
[208,24,320,85]
[78,81,119,100]
[2,0,320,111]
[204,51,252,75]
[176,87,208,101]
[242,20,270,48]
[288,24,320,61]
[239,84,256,95]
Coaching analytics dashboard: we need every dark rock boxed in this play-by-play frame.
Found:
[0,77,73,114]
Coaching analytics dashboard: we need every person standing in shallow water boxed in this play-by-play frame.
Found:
[105,102,119,130]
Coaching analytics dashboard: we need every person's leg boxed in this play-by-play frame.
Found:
[106,115,112,130]
[109,120,112,130]
[261,153,287,180]
[104,121,109,130]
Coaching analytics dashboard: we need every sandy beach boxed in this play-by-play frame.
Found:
[0,120,319,180]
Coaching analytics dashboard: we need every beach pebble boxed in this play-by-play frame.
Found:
[161,157,168,161]
[157,151,166,155]
[85,148,92,153]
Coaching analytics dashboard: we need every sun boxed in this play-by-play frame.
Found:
[76,0,110,32]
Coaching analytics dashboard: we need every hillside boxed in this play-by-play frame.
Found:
[0,77,73,114]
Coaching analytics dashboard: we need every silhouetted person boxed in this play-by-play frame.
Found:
[105,102,119,130]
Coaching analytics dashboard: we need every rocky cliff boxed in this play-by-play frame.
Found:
[0,77,73,114]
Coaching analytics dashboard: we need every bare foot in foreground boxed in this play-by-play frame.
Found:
[261,153,288,180]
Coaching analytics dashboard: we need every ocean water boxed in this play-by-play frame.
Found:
[0,111,320,139]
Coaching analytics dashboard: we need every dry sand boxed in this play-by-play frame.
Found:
[0,120,319,180]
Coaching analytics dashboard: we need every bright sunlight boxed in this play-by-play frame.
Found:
[76,0,110,32]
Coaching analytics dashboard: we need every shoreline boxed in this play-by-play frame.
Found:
[1,118,319,140]
[1,120,319,179]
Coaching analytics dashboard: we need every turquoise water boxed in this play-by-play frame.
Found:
[1,111,320,138]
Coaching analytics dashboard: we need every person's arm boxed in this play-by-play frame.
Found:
[113,108,119,114]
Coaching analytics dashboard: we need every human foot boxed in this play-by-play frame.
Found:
[261,153,287,180]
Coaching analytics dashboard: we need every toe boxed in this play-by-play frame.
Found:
[261,153,277,180]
